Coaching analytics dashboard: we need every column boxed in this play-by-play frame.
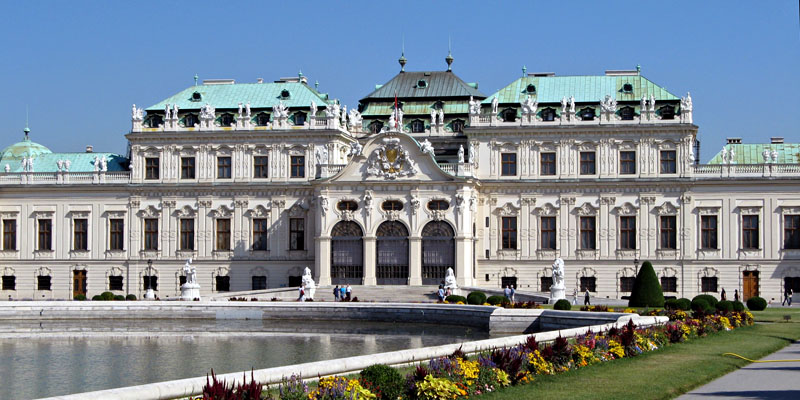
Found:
[409,237,422,285]
[455,237,474,286]
[317,237,331,286]
[363,237,376,285]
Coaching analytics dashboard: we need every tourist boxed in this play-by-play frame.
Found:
[503,285,512,300]
[333,285,340,301]
[572,288,578,305]
[340,285,347,301]
[734,289,740,302]
[298,285,305,302]
[720,288,727,301]
[584,289,591,306]
[346,284,352,301]
[437,285,445,302]
[783,287,793,306]
[510,286,516,303]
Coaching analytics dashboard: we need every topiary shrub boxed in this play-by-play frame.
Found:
[732,300,745,311]
[665,299,679,310]
[487,295,510,306]
[100,291,115,301]
[553,299,572,310]
[716,300,734,312]
[628,261,665,308]
[746,296,767,311]
[91,295,102,301]
[126,294,137,301]
[445,295,467,304]
[675,298,692,311]
[691,297,713,313]
[73,294,86,301]
[467,291,487,305]
[360,364,405,400]
[113,295,125,301]
[692,294,718,308]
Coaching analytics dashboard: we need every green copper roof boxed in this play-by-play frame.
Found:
[0,137,52,159]
[708,143,800,164]
[146,81,332,111]
[361,101,469,117]
[361,71,485,100]
[483,75,680,104]
[0,151,128,173]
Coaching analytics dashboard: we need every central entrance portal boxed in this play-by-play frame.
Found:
[421,221,455,285]
[331,221,364,285]
[376,221,409,285]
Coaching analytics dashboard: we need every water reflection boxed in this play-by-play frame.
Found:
[0,320,488,400]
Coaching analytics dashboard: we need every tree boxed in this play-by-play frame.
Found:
[628,261,665,307]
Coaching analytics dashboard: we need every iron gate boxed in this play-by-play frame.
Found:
[376,221,409,285]
[421,221,455,285]
[331,221,364,285]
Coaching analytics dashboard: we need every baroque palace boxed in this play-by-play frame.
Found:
[1,56,799,302]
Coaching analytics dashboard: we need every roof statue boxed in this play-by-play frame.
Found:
[347,108,362,130]
[419,139,435,157]
[93,156,100,172]
[340,105,348,127]
[491,96,498,115]
[200,103,215,119]
[729,148,735,164]
[762,149,770,163]
[641,95,647,113]
[4,164,9,173]
[165,104,171,120]
[561,96,568,115]
[347,141,363,158]
[458,145,465,164]
[568,96,575,113]
[430,108,437,125]
[387,111,397,131]
[245,103,251,118]
[771,149,778,162]
[438,109,444,124]
[274,101,289,119]
[238,102,243,117]
[600,95,617,113]
[649,94,656,113]
[131,104,143,121]
[64,159,70,172]
[681,92,692,111]
[521,95,538,116]
[721,147,728,164]
[173,104,179,119]
[468,96,481,115]
[310,100,317,116]
[56,160,63,171]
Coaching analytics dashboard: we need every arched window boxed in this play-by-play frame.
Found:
[411,120,425,133]
[620,107,635,121]
[220,113,235,127]
[294,112,307,126]
[256,113,270,126]
[427,200,449,211]
[451,119,464,133]
[579,107,596,121]
[147,115,164,128]
[658,105,675,120]
[540,108,556,122]
[421,221,455,285]
[337,200,358,211]
[369,121,383,134]
[184,113,198,127]
[376,221,409,285]
[502,108,517,122]
[382,200,403,211]
[331,221,364,284]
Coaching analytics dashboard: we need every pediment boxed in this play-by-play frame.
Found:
[323,132,458,183]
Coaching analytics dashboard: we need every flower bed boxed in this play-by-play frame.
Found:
[197,309,754,399]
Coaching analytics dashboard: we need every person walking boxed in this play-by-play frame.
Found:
[510,286,516,303]
[340,285,347,301]
[346,284,352,301]
[783,287,793,306]
[734,289,740,302]
[720,288,727,301]
[333,285,340,302]
[503,285,512,300]
[572,288,578,305]
[584,289,591,306]
[437,285,445,302]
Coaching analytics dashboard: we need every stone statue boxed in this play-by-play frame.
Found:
[245,103,251,118]
[771,149,779,162]
[762,149,770,163]
[238,102,243,117]
[469,142,477,165]
[20,158,28,172]
[315,145,328,166]
[721,147,728,163]
[729,148,736,164]
[131,104,144,120]
[348,141,363,157]
[180,257,201,300]
[165,104,171,120]
[93,156,100,172]
[650,94,656,113]
[129,159,135,174]
[641,95,647,113]
[388,111,397,131]
[521,95,538,116]
[444,267,458,292]
[688,146,695,164]
[28,157,33,172]
[341,105,348,126]
[561,97,568,115]
[183,258,197,284]
[310,100,317,116]
[301,266,316,300]
[201,103,216,119]
[173,104,179,120]
[56,160,63,171]
[491,97,499,115]
[600,95,617,113]
[438,109,444,125]
[420,139,435,157]
[4,164,9,173]
[348,108,362,129]
[458,145,465,163]
[396,107,404,127]
[430,108,437,125]
[64,159,71,172]
[568,96,575,113]
[681,92,693,111]
[549,258,566,302]
[468,96,481,115]
[100,156,108,172]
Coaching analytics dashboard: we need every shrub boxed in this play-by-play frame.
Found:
[628,261,665,307]
[553,299,572,310]
[715,300,733,312]
[445,295,466,304]
[675,298,692,311]
[360,364,404,400]
[690,297,713,313]
[113,295,125,301]
[664,299,679,310]
[125,294,137,301]
[487,295,510,306]
[732,300,745,311]
[746,296,767,311]
[91,295,102,301]
[100,291,115,301]
[73,294,87,301]
[692,294,718,308]
[467,291,487,305]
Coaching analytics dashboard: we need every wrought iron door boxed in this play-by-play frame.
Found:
[331,221,364,285]
[421,221,455,285]
[376,221,409,285]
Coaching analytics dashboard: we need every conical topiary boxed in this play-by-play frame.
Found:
[628,261,665,307]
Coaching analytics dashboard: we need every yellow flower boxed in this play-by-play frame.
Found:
[527,350,555,375]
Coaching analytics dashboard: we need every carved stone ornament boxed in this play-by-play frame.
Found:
[209,205,234,218]
[739,206,761,215]
[339,210,355,221]
[697,206,720,215]
[429,210,447,221]
[656,201,679,215]
[614,202,638,216]
[497,202,520,216]
[174,205,197,217]
[536,203,558,216]
[246,205,270,218]
[780,206,800,215]
[366,137,417,179]
[576,202,597,216]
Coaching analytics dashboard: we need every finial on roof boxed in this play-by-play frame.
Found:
[522,65,527,76]
[315,80,319,90]
[298,69,303,78]
[636,64,641,74]
[399,52,407,72]
[24,105,30,139]
[445,36,453,71]
[194,74,199,86]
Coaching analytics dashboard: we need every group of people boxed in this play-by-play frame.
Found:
[437,284,454,302]
[333,284,353,301]
[503,285,516,302]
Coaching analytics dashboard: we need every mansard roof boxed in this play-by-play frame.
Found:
[708,143,800,164]
[0,151,127,173]
[362,71,485,100]
[484,74,680,105]
[146,80,332,111]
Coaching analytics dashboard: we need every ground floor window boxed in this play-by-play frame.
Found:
[109,276,124,291]
[216,275,230,292]
[661,276,677,292]
[785,277,800,292]
[2,275,15,290]
[540,276,553,292]
[143,275,158,291]
[701,276,718,293]
[620,276,635,292]
[252,276,267,290]
[580,276,596,292]
[37,275,52,291]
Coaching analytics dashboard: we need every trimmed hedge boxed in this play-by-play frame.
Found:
[100,291,115,301]
[91,295,102,301]
[113,295,125,301]
[445,295,467,304]
[692,294,718,308]
[125,294,137,301]
[73,294,87,301]
[628,261,665,307]
[746,296,767,311]
[691,298,713,313]
[716,300,734,312]
[553,299,572,310]
[487,295,510,306]
[732,300,745,311]
[359,364,405,400]
[467,291,487,305]
[665,298,691,311]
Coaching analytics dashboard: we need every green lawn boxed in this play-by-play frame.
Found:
[478,322,800,400]
[751,307,800,323]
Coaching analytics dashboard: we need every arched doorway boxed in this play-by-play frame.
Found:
[331,221,364,285]
[421,221,455,285]
[376,221,409,285]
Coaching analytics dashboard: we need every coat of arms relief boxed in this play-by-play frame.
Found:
[365,137,417,179]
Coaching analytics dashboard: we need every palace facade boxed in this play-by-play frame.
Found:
[1,58,799,302]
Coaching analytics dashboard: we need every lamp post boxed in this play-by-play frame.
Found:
[634,258,640,275]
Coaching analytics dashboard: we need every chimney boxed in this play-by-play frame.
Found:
[85,145,93,153]
[771,137,784,144]
[726,137,742,144]
[257,78,263,83]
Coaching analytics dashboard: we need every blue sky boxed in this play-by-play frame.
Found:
[0,0,798,161]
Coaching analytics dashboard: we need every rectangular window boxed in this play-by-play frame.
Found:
[143,275,158,291]
[109,219,124,251]
[290,155,305,178]
[784,215,800,249]
[252,276,267,290]
[253,218,268,251]
[580,216,596,250]
[217,156,232,179]
[660,215,677,250]
[109,276,124,291]
[216,275,230,292]
[701,215,718,249]
[540,217,556,250]
[216,218,231,251]
[145,157,160,180]
[620,151,636,175]
[501,216,517,249]
[180,218,195,250]
[38,219,52,251]
[540,152,556,175]
[619,216,636,250]
[701,276,718,293]
[2,219,16,251]
[144,218,158,250]
[501,153,517,176]
[181,157,196,179]
[2,276,15,291]
[73,219,88,251]
[660,150,676,174]
[289,218,305,250]
[620,276,636,292]
[37,275,52,291]
[742,215,759,249]
[253,156,269,179]
[580,276,597,292]
[580,152,596,175]
[540,276,553,292]
[661,276,677,292]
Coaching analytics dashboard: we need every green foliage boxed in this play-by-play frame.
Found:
[113,295,125,301]
[666,298,692,311]
[91,295,102,301]
[487,295,510,306]
[467,291,487,305]
[732,300,745,311]
[73,294,87,301]
[100,291,115,301]
[628,261,665,307]
[445,295,467,304]
[693,294,718,307]
[715,300,734,312]
[691,298,713,313]
[125,294,137,301]
[359,364,404,400]
[747,296,767,311]
[553,299,572,310]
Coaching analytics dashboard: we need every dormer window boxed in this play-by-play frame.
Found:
[191,92,202,101]
[281,89,290,99]
[501,108,517,122]
[369,121,383,134]
[256,112,270,126]
[381,200,403,211]
[337,201,358,211]
[620,106,635,121]
[451,119,464,133]
[183,113,198,127]
[658,105,675,120]
[417,80,428,88]
[541,108,556,122]
[526,84,536,93]
[411,120,425,133]
[579,107,596,121]
[147,114,164,128]
[220,113,235,127]
[428,200,449,211]
[622,83,633,93]
[294,112,307,126]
